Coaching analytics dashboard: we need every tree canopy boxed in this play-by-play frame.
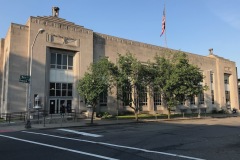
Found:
[149,52,208,118]
[77,51,208,121]
[77,57,117,123]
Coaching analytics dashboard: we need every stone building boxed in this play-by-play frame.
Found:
[238,79,240,108]
[0,7,239,116]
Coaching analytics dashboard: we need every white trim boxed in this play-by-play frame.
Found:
[0,134,117,160]
[22,131,205,160]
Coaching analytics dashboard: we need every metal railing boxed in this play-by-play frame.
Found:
[0,109,79,124]
[1,112,27,123]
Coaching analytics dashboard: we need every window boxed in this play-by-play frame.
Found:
[49,82,73,97]
[62,83,67,96]
[68,55,73,70]
[154,91,161,106]
[68,84,73,96]
[57,54,62,69]
[50,53,56,68]
[225,91,230,104]
[56,83,61,96]
[211,90,214,104]
[50,53,73,70]
[200,71,203,82]
[49,83,55,96]
[99,90,108,106]
[122,85,131,106]
[179,101,184,105]
[139,86,147,106]
[190,96,195,105]
[210,72,214,83]
[224,74,230,84]
[62,55,67,69]
[199,91,204,104]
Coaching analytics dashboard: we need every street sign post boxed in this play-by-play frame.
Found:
[19,75,30,83]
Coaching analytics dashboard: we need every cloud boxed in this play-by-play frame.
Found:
[208,1,240,30]
[219,11,240,30]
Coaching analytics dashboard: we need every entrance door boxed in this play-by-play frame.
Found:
[49,100,55,114]
[66,100,72,113]
[49,99,60,114]
[59,99,72,113]
[49,99,72,114]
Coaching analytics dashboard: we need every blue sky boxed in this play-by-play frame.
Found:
[1,0,240,76]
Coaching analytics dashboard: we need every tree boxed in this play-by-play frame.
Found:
[171,53,207,101]
[149,54,175,119]
[151,52,207,119]
[116,53,146,121]
[77,57,117,124]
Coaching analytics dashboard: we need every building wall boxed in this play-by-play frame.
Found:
[0,39,4,114]
[7,24,29,113]
[27,16,95,113]
[0,13,239,115]
[238,79,240,108]
[1,25,12,114]
[93,33,239,114]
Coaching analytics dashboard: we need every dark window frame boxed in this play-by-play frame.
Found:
[49,82,73,97]
[50,52,73,70]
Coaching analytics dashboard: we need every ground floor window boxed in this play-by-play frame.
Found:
[99,90,108,106]
[120,85,147,107]
[190,96,195,105]
[225,91,230,105]
[139,86,147,106]
[211,90,214,104]
[121,85,131,106]
[49,83,72,97]
[154,91,161,106]
[199,91,204,104]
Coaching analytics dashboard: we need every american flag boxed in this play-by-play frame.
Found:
[160,7,166,37]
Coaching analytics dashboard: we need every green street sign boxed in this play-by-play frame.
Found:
[20,75,30,79]
[19,75,30,83]
[19,79,30,83]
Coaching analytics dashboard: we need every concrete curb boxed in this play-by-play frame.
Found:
[0,114,239,132]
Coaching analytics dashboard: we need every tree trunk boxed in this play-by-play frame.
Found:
[168,108,171,119]
[135,111,139,121]
[90,105,95,124]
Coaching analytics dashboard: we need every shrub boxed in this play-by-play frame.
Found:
[118,110,134,116]
[218,109,226,114]
[211,109,218,114]
[101,112,113,119]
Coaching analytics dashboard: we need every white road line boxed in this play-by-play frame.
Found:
[57,129,103,137]
[0,134,118,160]
[22,131,206,160]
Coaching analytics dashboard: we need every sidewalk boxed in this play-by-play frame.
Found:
[0,118,137,132]
[0,114,238,132]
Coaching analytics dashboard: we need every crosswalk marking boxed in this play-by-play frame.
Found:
[22,131,206,160]
[0,134,118,160]
[57,128,103,137]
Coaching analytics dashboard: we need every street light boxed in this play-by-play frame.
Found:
[25,28,45,129]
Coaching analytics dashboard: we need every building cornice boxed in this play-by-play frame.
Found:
[29,16,93,35]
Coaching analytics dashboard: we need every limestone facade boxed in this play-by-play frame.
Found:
[0,8,239,116]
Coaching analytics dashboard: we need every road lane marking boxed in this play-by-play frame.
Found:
[0,134,118,160]
[57,129,103,137]
[22,131,206,160]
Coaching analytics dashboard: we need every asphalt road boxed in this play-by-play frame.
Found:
[1,117,240,160]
